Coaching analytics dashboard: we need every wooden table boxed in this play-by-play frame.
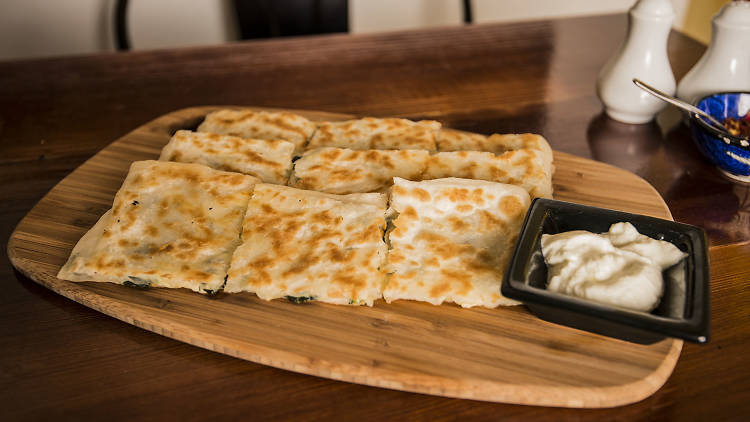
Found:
[1,14,748,420]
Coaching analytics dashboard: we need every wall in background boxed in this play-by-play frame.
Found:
[349,0,636,33]
[473,0,635,23]
[0,0,236,61]
[128,0,237,50]
[0,0,725,62]
[350,0,727,43]
[0,0,112,60]
[349,0,463,33]
[680,0,730,44]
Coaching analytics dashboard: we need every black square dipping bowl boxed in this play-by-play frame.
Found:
[501,198,710,345]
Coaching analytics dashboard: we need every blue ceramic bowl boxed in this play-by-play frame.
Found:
[689,92,750,183]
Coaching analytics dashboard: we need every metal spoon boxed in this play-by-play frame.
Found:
[632,78,729,134]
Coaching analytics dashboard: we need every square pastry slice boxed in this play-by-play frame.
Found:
[225,184,387,306]
[423,149,553,199]
[384,177,530,308]
[307,117,440,151]
[290,147,430,194]
[197,109,317,154]
[58,161,258,294]
[159,130,295,184]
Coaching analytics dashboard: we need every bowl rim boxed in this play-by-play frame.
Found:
[692,91,750,149]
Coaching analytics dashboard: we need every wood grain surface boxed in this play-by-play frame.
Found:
[2,13,748,422]
[9,106,682,408]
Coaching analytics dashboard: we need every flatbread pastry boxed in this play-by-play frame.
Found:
[58,160,258,294]
[197,109,316,154]
[437,130,553,165]
[290,147,430,194]
[159,130,295,184]
[225,184,387,306]
[423,149,553,199]
[384,177,530,308]
[307,117,440,151]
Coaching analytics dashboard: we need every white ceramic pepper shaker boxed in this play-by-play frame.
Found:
[676,1,750,105]
[596,0,676,124]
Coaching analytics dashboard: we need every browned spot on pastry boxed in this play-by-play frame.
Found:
[499,195,524,218]
[413,188,431,202]
[430,282,451,298]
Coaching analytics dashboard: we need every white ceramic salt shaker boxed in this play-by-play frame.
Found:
[676,1,750,105]
[596,0,676,124]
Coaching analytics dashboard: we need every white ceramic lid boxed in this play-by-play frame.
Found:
[715,1,750,28]
[630,0,675,19]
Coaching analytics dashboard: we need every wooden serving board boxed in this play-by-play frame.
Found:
[8,106,682,408]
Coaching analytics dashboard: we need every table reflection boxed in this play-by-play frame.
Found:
[586,109,750,246]
[587,111,663,174]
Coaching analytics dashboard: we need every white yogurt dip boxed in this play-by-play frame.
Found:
[540,222,686,312]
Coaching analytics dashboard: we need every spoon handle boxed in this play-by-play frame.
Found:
[632,78,726,130]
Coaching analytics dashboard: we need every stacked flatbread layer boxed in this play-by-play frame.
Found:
[437,129,553,160]
[290,147,430,194]
[432,129,554,198]
[198,109,317,155]
[160,130,294,184]
[308,117,440,151]
[423,149,552,199]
